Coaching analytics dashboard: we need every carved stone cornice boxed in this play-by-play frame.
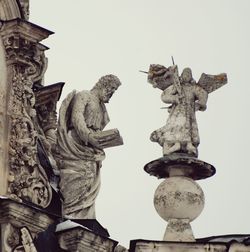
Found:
[0,198,55,232]
[1,18,53,43]
[0,198,55,252]
[1,18,53,83]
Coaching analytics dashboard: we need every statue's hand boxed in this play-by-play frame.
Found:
[173,96,180,104]
[195,102,207,111]
[88,133,101,148]
[150,131,158,142]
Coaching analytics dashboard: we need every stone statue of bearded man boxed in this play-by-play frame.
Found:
[56,74,121,219]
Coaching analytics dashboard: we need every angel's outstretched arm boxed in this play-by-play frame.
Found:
[161,85,180,104]
[194,86,208,111]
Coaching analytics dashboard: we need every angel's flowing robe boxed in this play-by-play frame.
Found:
[56,90,109,219]
[153,82,208,149]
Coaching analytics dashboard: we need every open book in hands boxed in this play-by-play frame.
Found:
[95,128,123,149]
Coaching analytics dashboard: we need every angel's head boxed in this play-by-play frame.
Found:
[181,68,194,83]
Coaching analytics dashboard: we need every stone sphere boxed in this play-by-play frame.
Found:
[154,176,204,222]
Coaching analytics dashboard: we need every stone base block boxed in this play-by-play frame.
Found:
[56,220,118,252]
[129,240,227,252]
[0,197,57,252]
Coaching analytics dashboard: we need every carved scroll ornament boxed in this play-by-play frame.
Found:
[8,68,52,207]
[0,19,53,208]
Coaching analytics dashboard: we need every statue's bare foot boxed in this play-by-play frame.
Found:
[186,142,197,156]
[163,142,181,156]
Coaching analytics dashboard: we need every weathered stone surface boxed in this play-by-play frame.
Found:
[146,64,227,157]
[130,239,250,252]
[114,244,129,252]
[0,18,55,208]
[163,218,195,242]
[18,0,30,20]
[0,32,8,196]
[14,227,38,252]
[143,63,226,243]
[56,222,118,252]
[34,82,64,136]
[130,240,227,252]
[56,75,123,219]
[0,198,55,252]
[0,0,21,20]
[228,242,250,251]
[34,82,64,181]
[154,176,204,242]
[144,154,216,180]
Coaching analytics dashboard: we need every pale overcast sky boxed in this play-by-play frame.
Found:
[31,0,250,247]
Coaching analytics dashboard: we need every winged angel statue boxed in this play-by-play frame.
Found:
[147,64,227,157]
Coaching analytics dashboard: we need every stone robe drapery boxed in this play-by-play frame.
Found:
[57,90,109,219]
[153,83,208,147]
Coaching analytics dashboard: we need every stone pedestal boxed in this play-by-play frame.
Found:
[0,198,56,252]
[56,221,118,252]
[144,154,215,242]
[154,176,204,241]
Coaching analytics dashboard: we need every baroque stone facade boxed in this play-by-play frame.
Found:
[0,1,249,252]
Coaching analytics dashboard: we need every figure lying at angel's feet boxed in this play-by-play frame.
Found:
[163,142,181,156]
[163,141,197,157]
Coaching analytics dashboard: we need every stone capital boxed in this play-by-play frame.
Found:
[0,18,53,83]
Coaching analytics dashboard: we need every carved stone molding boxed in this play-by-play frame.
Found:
[8,67,52,207]
[0,19,54,207]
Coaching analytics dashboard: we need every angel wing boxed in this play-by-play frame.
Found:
[147,64,175,90]
[198,73,227,93]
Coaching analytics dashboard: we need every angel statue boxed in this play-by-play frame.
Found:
[146,63,227,157]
